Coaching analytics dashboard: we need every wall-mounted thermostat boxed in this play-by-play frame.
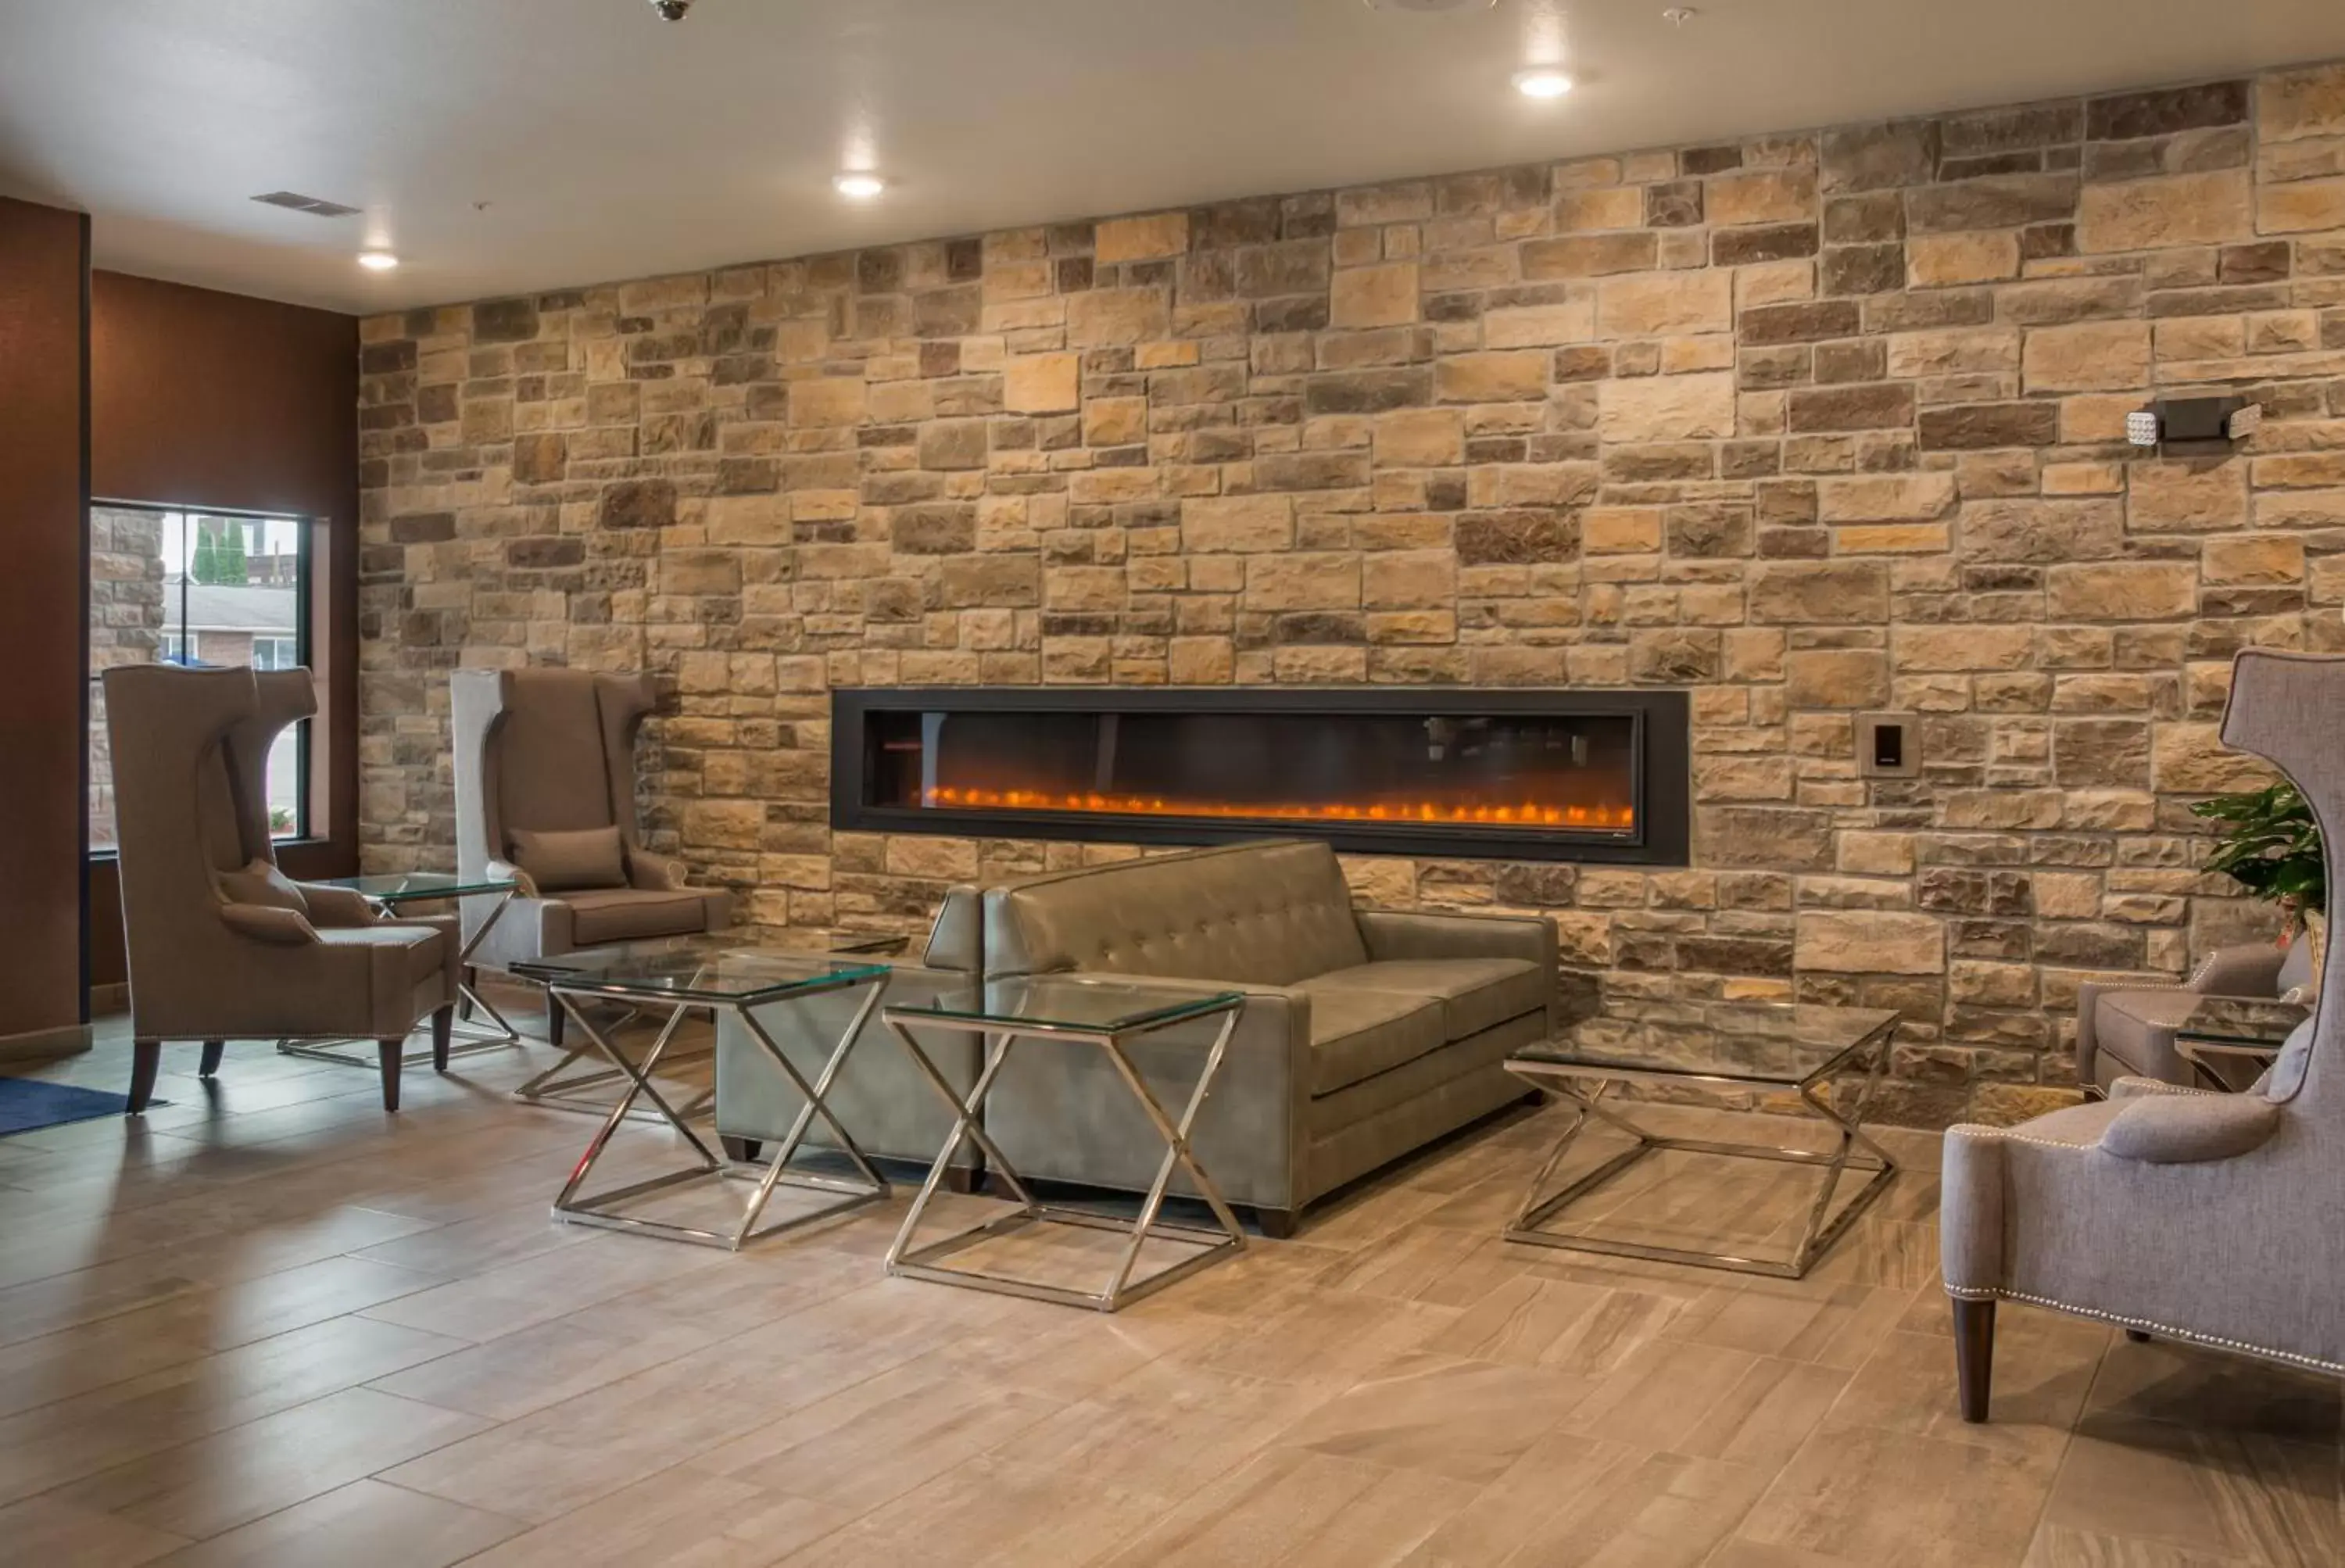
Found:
[1857,712,1921,779]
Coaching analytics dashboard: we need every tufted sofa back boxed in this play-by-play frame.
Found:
[983,839,1369,988]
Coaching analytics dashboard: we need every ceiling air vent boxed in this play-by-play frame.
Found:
[250,191,361,218]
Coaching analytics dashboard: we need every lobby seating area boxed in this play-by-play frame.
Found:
[5,4,2345,1562]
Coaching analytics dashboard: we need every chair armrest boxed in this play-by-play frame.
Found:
[627,848,689,891]
[220,903,318,945]
[487,857,541,898]
[2189,943,2286,998]
[2109,1076,2218,1100]
[2102,1094,2282,1164]
[295,883,378,928]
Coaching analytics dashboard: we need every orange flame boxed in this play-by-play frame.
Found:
[917,785,1634,832]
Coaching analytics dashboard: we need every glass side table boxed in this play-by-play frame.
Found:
[513,943,893,1250]
[2173,996,2311,1093]
[511,928,913,1116]
[883,976,1248,1312]
[1504,1000,1901,1279]
[277,871,521,1069]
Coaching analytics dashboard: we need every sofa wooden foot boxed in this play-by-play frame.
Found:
[198,1039,225,1078]
[127,1041,162,1114]
[1253,1207,1299,1240]
[1953,1298,1996,1423]
[719,1136,761,1163]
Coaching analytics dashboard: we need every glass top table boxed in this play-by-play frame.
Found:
[2174,996,2311,1091]
[310,871,518,903]
[882,976,1251,1312]
[1503,999,1902,1279]
[1514,1000,1903,1087]
[513,941,888,1005]
[897,976,1244,1036]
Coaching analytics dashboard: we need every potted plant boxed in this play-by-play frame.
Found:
[2192,782,2326,993]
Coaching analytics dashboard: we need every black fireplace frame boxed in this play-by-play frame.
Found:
[830,687,1690,865]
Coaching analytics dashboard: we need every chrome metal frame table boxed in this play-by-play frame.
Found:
[2173,996,2311,1093]
[1504,1001,1900,1280]
[884,977,1248,1312]
[511,929,911,1118]
[514,943,892,1250]
[277,872,521,1069]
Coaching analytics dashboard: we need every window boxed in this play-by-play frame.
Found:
[89,505,313,851]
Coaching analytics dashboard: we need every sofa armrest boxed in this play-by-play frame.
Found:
[1355,908,1557,968]
[220,903,318,945]
[2189,942,2286,998]
[2110,1076,2218,1101]
[295,882,378,928]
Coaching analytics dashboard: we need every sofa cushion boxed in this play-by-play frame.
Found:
[511,825,627,893]
[1306,986,1446,1097]
[318,924,446,985]
[1304,958,1545,1044]
[565,886,717,945]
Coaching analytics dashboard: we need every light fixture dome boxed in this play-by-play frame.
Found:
[832,172,886,199]
[1513,68,1573,99]
[357,250,399,271]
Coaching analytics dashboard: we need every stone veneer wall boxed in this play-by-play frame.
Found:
[359,60,2345,1126]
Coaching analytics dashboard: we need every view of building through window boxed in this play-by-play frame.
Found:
[89,505,310,850]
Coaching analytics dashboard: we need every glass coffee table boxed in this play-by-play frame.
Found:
[2173,996,2311,1092]
[512,929,911,1115]
[883,976,1248,1312]
[277,871,521,1069]
[514,942,891,1250]
[1504,1000,1900,1279]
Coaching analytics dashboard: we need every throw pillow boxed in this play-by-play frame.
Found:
[510,825,627,892]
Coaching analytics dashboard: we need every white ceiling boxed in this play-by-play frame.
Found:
[4,0,2343,315]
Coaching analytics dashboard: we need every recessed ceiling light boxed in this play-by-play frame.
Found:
[357,250,399,271]
[1513,68,1573,99]
[833,172,886,200]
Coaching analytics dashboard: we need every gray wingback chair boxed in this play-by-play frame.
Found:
[1941,649,2345,1421]
[2076,937,2309,1092]
[972,839,1557,1235]
[450,668,731,1048]
[104,664,456,1113]
[712,887,986,1183]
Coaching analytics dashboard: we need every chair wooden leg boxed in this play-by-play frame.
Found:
[1953,1298,1996,1423]
[720,1136,761,1163]
[127,1041,163,1115]
[431,1006,454,1072]
[198,1040,226,1078]
[378,1040,404,1112]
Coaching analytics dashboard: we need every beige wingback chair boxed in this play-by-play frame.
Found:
[103,665,456,1112]
[1941,648,2345,1420]
[450,668,731,1048]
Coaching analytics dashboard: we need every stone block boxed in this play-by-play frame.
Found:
[1483,296,1598,346]
[1332,263,1421,329]
[1597,271,1733,337]
[2201,534,2305,585]
[1373,407,1466,467]
[1004,353,1079,413]
[2258,177,2345,234]
[1521,233,1659,278]
[2022,320,2151,392]
[790,375,868,427]
[1244,553,1361,610]
[1182,495,1294,553]
[1785,649,1890,708]
[1435,352,1550,403]
[1746,560,1890,622]
[1797,911,1943,974]
[1066,287,1171,346]
[1597,372,1736,442]
[1906,174,2078,234]
[2076,170,2253,252]
[1095,211,1190,262]
[1556,186,1646,231]
[1706,167,1819,227]
[1817,473,1957,521]
[1906,231,2020,287]
[2150,723,2273,793]
[1821,120,1939,193]
[2044,562,2198,621]
[2260,61,2345,142]
[2128,460,2247,530]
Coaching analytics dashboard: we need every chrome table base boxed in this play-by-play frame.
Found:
[547,975,890,1251]
[882,1004,1246,1312]
[1503,1043,1898,1280]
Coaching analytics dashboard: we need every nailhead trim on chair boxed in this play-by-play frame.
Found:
[1940,1284,2345,1377]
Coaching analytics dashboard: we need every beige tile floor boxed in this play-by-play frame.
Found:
[0,1005,2335,1566]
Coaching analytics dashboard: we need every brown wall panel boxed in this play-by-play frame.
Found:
[0,198,91,1040]
[86,272,361,989]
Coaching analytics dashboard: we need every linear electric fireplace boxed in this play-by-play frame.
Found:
[832,689,1689,865]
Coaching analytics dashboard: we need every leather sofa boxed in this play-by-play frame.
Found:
[972,839,1557,1234]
